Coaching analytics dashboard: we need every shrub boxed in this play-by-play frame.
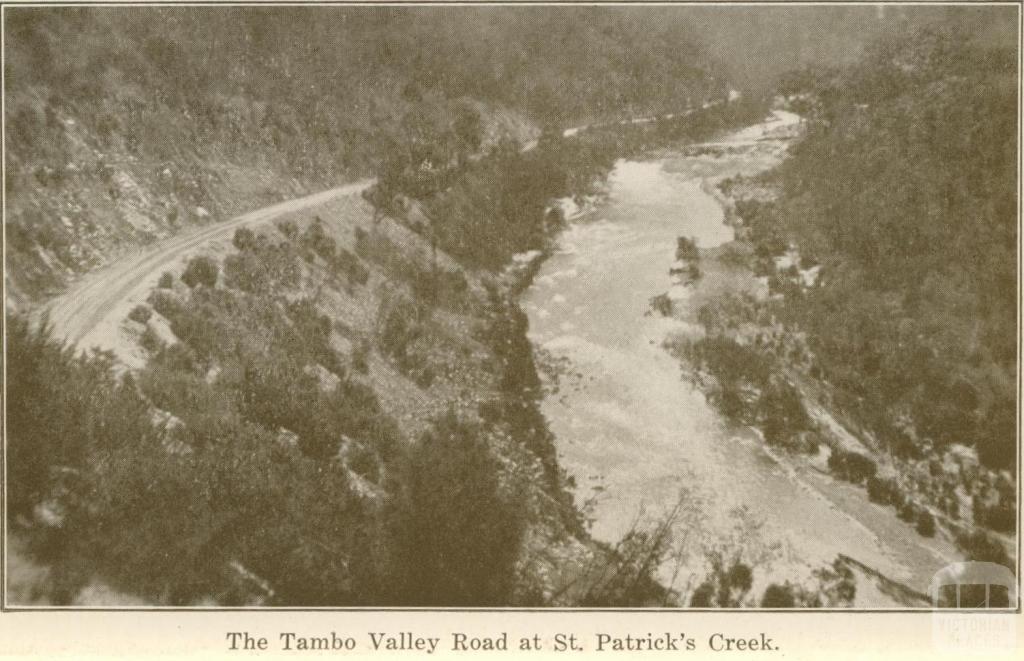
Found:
[409,267,470,309]
[761,583,797,608]
[282,299,343,374]
[676,236,699,262]
[232,227,257,252]
[718,242,751,268]
[915,510,936,538]
[377,295,426,372]
[152,342,197,373]
[866,476,901,506]
[138,362,235,432]
[689,556,754,607]
[5,314,157,524]
[334,248,370,287]
[352,339,371,374]
[127,304,152,324]
[973,499,1016,533]
[414,365,436,389]
[277,220,298,240]
[157,272,175,289]
[956,530,1011,568]
[812,559,857,606]
[354,226,369,255]
[827,449,877,484]
[148,290,184,319]
[759,380,811,448]
[576,524,674,606]
[692,335,771,390]
[223,252,268,293]
[180,256,219,289]
[301,217,336,261]
[847,452,878,483]
[716,383,748,422]
[139,326,163,353]
[649,293,672,317]
[224,241,300,294]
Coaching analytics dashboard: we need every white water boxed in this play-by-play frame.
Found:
[524,111,957,604]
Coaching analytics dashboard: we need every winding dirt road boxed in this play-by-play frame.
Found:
[42,180,373,352]
[38,105,718,357]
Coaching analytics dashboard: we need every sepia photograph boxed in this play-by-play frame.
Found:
[1,0,1019,619]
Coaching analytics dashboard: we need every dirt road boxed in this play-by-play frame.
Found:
[37,107,706,357]
[41,180,373,353]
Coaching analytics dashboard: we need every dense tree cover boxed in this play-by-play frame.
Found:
[9,206,594,604]
[4,6,740,303]
[6,313,532,605]
[683,332,819,454]
[6,316,373,604]
[383,411,526,606]
[4,7,726,180]
[180,256,220,289]
[689,5,1013,93]
[768,27,1017,471]
[412,99,770,272]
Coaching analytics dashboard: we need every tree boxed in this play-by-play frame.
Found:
[759,379,811,448]
[761,583,797,607]
[157,272,175,289]
[956,530,1011,568]
[452,102,483,162]
[181,256,219,289]
[915,510,936,538]
[232,227,257,252]
[689,554,754,607]
[383,411,525,606]
[127,304,152,324]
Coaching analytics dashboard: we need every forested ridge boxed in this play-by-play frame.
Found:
[777,26,1016,473]
[5,5,970,304]
[687,22,1017,560]
[4,6,729,303]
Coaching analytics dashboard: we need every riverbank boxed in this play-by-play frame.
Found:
[658,120,988,601]
[669,153,1018,598]
[523,110,965,607]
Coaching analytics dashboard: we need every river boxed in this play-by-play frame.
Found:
[522,111,959,606]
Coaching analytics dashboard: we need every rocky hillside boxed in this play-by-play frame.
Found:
[4,6,728,309]
[7,178,588,605]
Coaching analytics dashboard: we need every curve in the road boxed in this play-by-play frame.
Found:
[43,180,373,348]
[40,103,725,352]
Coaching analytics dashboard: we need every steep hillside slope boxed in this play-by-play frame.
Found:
[7,187,589,605]
[4,6,727,308]
[676,25,1016,576]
